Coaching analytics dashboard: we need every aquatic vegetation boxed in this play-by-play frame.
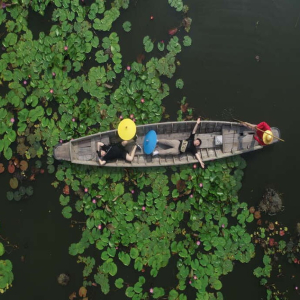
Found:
[168,0,184,12]
[176,79,184,89]
[183,36,192,47]
[252,210,300,299]
[0,0,260,298]
[143,36,154,53]
[123,21,132,32]
[0,232,13,294]
[53,155,252,298]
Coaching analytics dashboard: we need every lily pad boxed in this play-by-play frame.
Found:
[0,243,4,256]
[9,178,18,189]
[62,206,72,219]
[19,160,28,171]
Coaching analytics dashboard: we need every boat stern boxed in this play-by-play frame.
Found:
[53,142,71,161]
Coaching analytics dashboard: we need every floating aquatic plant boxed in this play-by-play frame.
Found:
[143,36,154,53]
[176,79,184,89]
[168,0,184,12]
[183,36,192,47]
[122,21,132,32]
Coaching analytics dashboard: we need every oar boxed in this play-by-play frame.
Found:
[233,118,285,142]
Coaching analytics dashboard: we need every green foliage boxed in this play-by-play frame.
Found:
[62,206,72,219]
[183,36,192,47]
[0,260,13,293]
[0,2,257,299]
[123,21,132,32]
[56,155,251,298]
[176,79,184,89]
[168,0,184,11]
[0,243,4,257]
[143,36,154,53]
[254,255,272,279]
[158,41,165,51]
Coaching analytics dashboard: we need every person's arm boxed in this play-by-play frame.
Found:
[98,158,107,166]
[195,153,205,169]
[192,118,201,134]
[241,122,256,130]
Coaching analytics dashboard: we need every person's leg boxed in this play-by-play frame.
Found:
[125,145,137,162]
[156,140,180,155]
[158,139,179,147]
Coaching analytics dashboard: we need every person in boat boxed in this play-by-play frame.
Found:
[242,121,273,146]
[152,117,205,168]
[97,140,141,166]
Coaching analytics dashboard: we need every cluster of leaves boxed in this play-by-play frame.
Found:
[168,0,184,12]
[0,0,192,161]
[53,155,253,298]
[0,239,13,293]
[251,218,300,300]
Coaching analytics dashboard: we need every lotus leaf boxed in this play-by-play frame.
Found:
[183,36,192,47]
[47,164,55,174]
[176,79,184,89]
[4,147,13,160]
[0,260,14,290]
[123,21,132,32]
[9,177,18,189]
[59,194,70,206]
[130,248,139,259]
[168,0,184,11]
[0,243,5,256]
[6,191,14,201]
[19,160,28,171]
[153,287,165,298]
[158,41,165,51]
[13,191,21,201]
[143,36,154,53]
[126,286,135,297]
[94,272,110,294]
[62,206,72,219]
[115,278,124,289]
[119,252,131,266]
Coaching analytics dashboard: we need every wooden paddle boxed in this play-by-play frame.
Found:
[233,118,285,142]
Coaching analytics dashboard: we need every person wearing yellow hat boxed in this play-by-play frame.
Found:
[243,121,273,146]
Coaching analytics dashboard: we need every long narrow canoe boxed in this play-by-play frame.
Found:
[53,121,280,167]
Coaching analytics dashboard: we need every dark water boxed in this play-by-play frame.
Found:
[1,0,300,299]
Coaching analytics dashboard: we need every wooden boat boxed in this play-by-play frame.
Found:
[53,121,280,167]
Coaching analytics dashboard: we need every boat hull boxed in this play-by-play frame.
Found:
[53,121,280,167]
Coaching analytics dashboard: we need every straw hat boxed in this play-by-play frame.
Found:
[263,130,273,144]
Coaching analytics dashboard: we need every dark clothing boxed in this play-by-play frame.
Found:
[99,143,128,162]
[254,122,271,146]
[179,133,197,155]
